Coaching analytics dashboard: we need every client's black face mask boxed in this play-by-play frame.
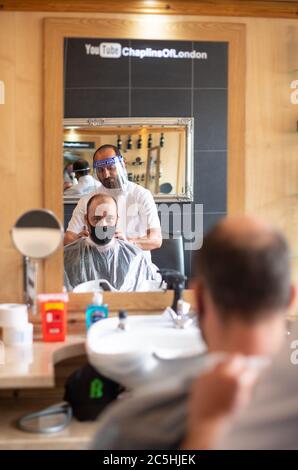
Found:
[89,225,116,246]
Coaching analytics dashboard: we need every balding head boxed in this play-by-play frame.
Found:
[194,216,291,323]
[84,193,118,246]
[211,216,279,247]
[86,193,118,227]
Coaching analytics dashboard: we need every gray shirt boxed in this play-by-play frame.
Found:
[216,322,298,450]
[90,378,189,450]
[90,354,212,450]
[90,326,298,450]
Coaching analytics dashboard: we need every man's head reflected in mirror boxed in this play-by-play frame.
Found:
[93,145,128,191]
[64,192,161,292]
[85,194,118,246]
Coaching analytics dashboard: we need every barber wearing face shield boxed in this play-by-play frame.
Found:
[64,144,162,255]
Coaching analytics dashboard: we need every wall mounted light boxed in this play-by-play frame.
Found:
[67,127,77,140]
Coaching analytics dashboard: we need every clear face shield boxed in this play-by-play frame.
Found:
[93,155,128,191]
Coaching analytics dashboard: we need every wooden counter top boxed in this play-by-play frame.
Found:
[0,302,172,390]
[0,335,86,389]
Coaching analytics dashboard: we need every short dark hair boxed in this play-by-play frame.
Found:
[194,223,291,322]
[93,144,121,161]
[86,193,118,219]
[73,159,90,177]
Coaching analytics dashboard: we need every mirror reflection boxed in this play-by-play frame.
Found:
[63,118,193,293]
[63,117,193,201]
[64,193,162,292]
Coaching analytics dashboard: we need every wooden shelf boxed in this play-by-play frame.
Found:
[0,397,99,450]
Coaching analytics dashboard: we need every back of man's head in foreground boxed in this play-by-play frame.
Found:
[193,216,295,355]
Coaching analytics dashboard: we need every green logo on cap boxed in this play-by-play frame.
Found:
[90,378,103,399]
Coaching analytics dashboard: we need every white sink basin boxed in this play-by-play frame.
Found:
[86,314,206,389]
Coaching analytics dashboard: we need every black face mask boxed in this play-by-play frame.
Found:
[89,224,116,246]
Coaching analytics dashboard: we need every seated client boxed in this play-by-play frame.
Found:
[64,193,161,291]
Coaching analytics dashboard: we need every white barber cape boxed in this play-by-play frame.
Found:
[66,181,160,260]
[64,237,161,292]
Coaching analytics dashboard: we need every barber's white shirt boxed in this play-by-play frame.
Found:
[64,175,101,196]
[67,181,160,244]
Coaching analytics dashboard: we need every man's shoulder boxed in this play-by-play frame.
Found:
[90,380,190,450]
[64,187,78,196]
[90,177,102,188]
[64,237,86,252]
[116,238,142,256]
[127,182,152,199]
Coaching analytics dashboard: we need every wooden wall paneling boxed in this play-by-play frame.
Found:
[245,20,298,274]
[30,290,197,335]
[0,13,16,247]
[1,1,298,19]
[44,18,64,293]
[0,13,23,302]
[227,21,246,214]
[15,14,43,211]
[67,290,196,313]
[44,17,246,293]
[16,13,45,294]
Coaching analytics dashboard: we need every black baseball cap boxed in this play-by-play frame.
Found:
[64,363,123,421]
[72,159,90,173]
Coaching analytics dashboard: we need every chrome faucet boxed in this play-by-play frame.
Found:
[159,269,194,328]
[165,299,195,329]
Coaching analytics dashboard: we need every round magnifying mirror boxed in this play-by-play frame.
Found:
[11,209,63,259]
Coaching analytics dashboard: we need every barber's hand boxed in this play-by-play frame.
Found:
[77,229,89,239]
[114,230,127,241]
[182,355,258,449]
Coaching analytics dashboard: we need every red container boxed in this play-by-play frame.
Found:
[39,294,68,342]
